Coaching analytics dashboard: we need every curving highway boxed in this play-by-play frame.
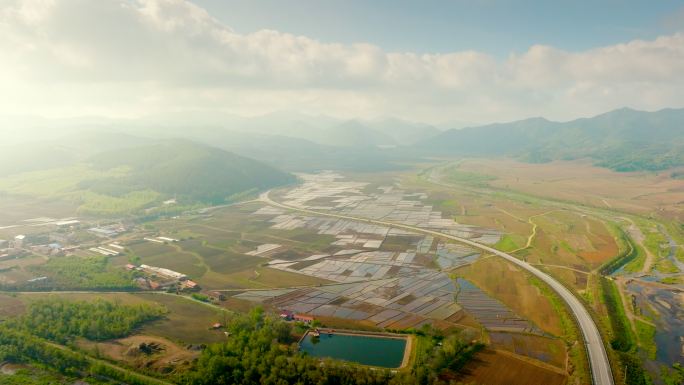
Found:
[260,191,614,385]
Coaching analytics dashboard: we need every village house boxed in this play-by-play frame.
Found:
[294,314,315,323]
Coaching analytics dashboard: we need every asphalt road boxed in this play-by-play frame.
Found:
[260,191,614,385]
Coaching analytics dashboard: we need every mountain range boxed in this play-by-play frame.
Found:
[419,107,684,172]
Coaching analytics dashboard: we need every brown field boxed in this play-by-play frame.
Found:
[0,255,47,271]
[455,158,684,221]
[0,293,25,318]
[455,349,567,385]
[77,334,199,373]
[128,242,208,278]
[135,204,338,291]
[579,217,619,263]
[421,186,543,239]
[0,255,48,285]
[202,266,330,290]
[0,195,78,230]
[221,297,260,313]
[549,265,589,290]
[406,165,622,297]
[526,211,618,270]
[313,315,383,332]
[455,257,564,336]
[488,332,567,369]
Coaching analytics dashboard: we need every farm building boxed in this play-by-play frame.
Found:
[279,310,294,320]
[181,280,199,290]
[294,314,315,323]
[140,264,187,280]
[88,227,119,237]
[204,291,225,301]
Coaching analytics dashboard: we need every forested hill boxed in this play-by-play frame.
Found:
[419,107,684,172]
[86,140,295,204]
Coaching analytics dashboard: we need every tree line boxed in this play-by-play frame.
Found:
[1,299,481,385]
[181,307,482,385]
[5,298,167,344]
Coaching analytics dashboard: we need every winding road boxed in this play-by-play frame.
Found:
[260,191,614,385]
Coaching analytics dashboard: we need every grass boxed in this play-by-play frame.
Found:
[659,276,683,285]
[0,165,124,197]
[599,224,644,275]
[527,276,576,341]
[136,293,230,344]
[455,257,565,336]
[676,248,684,264]
[600,277,634,352]
[0,292,25,319]
[76,190,160,216]
[0,165,161,217]
[639,221,668,258]
[442,165,497,187]
[494,235,520,252]
[128,242,207,279]
[622,243,647,274]
[634,319,657,360]
[0,367,105,385]
[654,258,679,274]
[559,240,576,254]
[409,335,434,368]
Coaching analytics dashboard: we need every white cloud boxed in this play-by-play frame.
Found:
[0,0,683,124]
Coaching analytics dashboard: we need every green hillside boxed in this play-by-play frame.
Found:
[85,140,295,204]
[421,108,684,172]
[0,139,295,216]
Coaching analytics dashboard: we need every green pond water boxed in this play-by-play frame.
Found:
[300,333,407,368]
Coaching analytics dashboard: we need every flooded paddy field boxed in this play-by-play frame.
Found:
[277,172,502,244]
[234,173,550,339]
[455,278,540,333]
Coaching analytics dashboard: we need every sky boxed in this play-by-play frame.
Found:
[1,0,684,125]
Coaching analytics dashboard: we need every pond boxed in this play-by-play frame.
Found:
[299,332,407,368]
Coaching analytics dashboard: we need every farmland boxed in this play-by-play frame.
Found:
[2,164,681,385]
[3,292,230,345]
[77,334,200,374]
[449,158,684,221]
[416,160,684,383]
[456,349,567,385]
[0,293,24,319]
[453,257,564,336]
[123,205,335,290]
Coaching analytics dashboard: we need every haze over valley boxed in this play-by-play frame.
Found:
[1,1,683,385]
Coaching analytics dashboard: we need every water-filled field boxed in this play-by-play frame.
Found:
[300,332,407,368]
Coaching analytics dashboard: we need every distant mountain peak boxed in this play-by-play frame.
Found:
[418,107,684,172]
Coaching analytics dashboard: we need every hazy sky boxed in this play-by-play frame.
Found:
[1,0,684,125]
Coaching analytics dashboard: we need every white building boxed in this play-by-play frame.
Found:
[14,234,26,248]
